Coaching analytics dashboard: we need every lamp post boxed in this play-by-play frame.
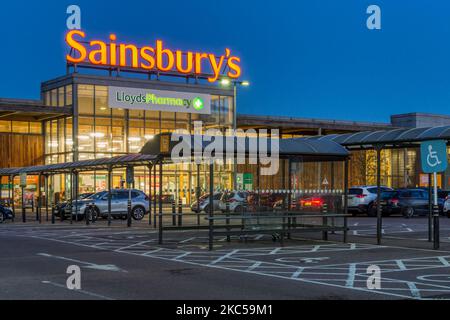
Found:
[219,78,250,191]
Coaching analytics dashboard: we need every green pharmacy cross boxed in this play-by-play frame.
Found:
[192,97,204,111]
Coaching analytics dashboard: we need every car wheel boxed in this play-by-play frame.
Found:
[132,206,145,220]
[403,207,415,219]
[85,207,98,222]
[203,205,210,213]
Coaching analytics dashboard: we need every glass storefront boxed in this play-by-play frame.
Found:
[41,80,235,204]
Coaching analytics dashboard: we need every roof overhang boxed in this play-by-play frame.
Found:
[0,98,71,122]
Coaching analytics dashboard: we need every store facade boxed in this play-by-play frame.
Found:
[39,73,235,204]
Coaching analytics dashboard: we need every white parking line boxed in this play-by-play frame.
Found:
[42,280,114,300]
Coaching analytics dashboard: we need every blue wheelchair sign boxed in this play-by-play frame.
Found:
[420,140,448,173]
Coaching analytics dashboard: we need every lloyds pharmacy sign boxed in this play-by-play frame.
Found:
[108,86,211,115]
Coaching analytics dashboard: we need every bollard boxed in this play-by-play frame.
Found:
[172,199,176,226]
[51,205,55,224]
[322,203,328,241]
[86,203,91,226]
[62,204,67,222]
[433,205,440,250]
[178,198,183,226]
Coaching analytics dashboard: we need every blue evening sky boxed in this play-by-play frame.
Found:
[0,0,449,123]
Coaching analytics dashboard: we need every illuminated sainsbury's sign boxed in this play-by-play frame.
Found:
[65,30,242,83]
[108,86,211,115]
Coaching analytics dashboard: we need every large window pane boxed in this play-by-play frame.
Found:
[78,85,94,115]
[95,86,109,116]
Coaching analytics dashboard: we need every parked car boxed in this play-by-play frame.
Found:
[219,191,250,213]
[191,192,223,213]
[0,204,14,223]
[347,186,393,216]
[150,194,175,204]
[55,193,94,219]
[375,189,444,218]
[70,189,149,221]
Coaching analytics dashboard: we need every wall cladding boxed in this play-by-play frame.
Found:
[0,133,44,168]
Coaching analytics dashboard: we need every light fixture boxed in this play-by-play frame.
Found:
[66,139,74,146]
[99,107,107,111]
[241,81,250,86]
[48,141,59,147]
[90,132,105,138]
[78,135,90,141]
[220,78,231,86]
[144,135,155,140]
[130,145,141,150]
[128,137,141,142]
[97,142,108,148]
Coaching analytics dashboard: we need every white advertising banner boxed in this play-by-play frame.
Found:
[108,86,211,115]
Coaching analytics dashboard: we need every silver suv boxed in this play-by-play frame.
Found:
[191,192,223,213]
[69,189,149,221]
[348,186,393,216]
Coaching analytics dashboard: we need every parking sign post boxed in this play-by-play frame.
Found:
[420,140,448,250]
[20,172,27,223]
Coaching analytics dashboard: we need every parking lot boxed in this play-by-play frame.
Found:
[1,215,450,300]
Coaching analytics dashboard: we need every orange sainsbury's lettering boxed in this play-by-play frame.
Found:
[140,47,155,70]
[65,31,242,82]
[119,44,139,68]
[227,56,241,79]
[88,40,107,65]
[156,40,174,72]
[175,51,194,74]
[66,30,87,63]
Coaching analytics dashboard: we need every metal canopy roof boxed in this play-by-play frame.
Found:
[0,154,157,176]
[306,125,450,147]
[140,133,349,159]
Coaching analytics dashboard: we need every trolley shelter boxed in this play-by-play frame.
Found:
[307,125,450,249]
[140,133,351,250]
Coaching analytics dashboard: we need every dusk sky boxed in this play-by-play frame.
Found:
[1,0,450,123]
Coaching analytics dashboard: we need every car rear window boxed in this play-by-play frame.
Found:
[349,188,363,195]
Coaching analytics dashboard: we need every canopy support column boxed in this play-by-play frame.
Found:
[37,173,42,223]
[153,164,157,229]
[376,145,383,245]
[107,165,112,227]
[9,175,15,221]
[147,163,152,226]
[208,161,214,251]
[44,175,49,222]
[158,160,163,244]
[343,158,349,243]
[428,173,433,242]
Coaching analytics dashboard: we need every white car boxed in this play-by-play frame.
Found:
[444,198,450,216]
[218,191,250,213]
[348,186,393,216]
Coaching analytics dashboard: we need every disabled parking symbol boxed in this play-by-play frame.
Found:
[420,140,448,174]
